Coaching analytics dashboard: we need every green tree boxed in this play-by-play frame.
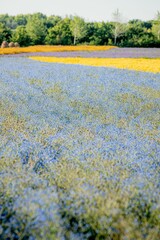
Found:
[45,18,72,45]
[14,14,27,26]
[70,16,87,45]
[84,22,96,44]
[0,14,17,29]
[45,15,62,29]
[152,11,160,41]
[122,20,155,47]
[0,22,12,43]
[11,26,30,46]
[0,22,6,43]
[26,14,47,45]
[87,22,113,45]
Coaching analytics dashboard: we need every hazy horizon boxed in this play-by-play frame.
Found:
[0,0,160,22]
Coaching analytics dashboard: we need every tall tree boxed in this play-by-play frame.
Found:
[0,22,12,43]
[45,18,72,45]
[45,15,62,29]
[11,26,30,46]
[152,11,160,41]
[111,9,126,45]
[0,14,17,29]
[86,22,113,45]
[122,20,154,47]
[70,16,87,45]
[14,14,27,26]
[26,14,47,45]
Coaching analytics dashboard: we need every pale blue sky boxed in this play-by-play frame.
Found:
[0,0,160,21]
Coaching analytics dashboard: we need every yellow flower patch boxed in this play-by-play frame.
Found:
[0,45,115,55]
[29,57,160,73]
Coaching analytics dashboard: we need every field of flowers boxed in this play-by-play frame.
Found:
[0,49,160,239]
[0,45,115,55]
[1,47,160,58]
[30,56,160,73]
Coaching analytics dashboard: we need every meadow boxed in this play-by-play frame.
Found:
[0,46,160,239]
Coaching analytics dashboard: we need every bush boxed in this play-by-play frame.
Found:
[8,42,15,47]
[1,41,8,48]
[14,42,20,47]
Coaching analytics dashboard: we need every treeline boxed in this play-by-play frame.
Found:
[0,11,160,47]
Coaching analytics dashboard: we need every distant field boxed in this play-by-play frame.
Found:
[1,46,160,58]
[0,48,160,239]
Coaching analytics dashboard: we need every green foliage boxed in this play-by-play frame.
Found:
[152,24,160,41]
[45,18,72,45]
[0,14,17,29]
[152,12,160,42]
[86,22,113,45]
[70,16,87,45]
[0,22,12,43]
[45,15,62,29]
[120,20,157,47]
[14,14,27,26]
[26,14,47,45]
[11,26,30,46]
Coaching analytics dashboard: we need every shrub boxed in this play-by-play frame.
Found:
[14,42,20,47]
[1,41,8,48]
[8,42,15,47]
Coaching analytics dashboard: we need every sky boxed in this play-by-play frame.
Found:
[0,0,160,22]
